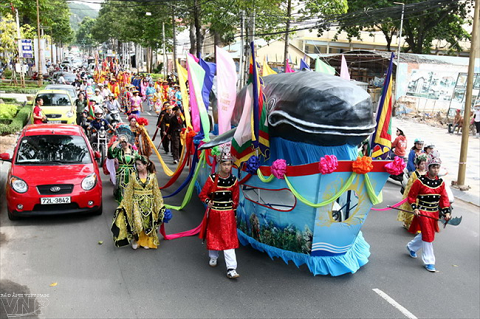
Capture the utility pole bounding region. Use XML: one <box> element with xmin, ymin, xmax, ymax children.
<box><xmin>194</xmin><ymin>0</ymin><xmax>202</xmax><ymax>58</ymax></box>
<box><xmin>284</xmin><ymin>0</ymin><xmax>291</xmax><ymax>73</ymax></box>
<box><xmin>162</xmin><ymin>22</ymin><xmax>167</xmax><ymax>78</ymax></box>
<box><xmin>15</xmin><ymin>8</ymin><xmax>25</xmax><ymax>88</ymax></box>
<box><xmin>36</xmin><ymin>0</ymin><xmax>43</xmax><ymax>86</ymax></box>
<box><xmin>456</xmin><ymin>0</ymin><xmax>479</xmax><ymax>187</ymax></box>
<box><xmin>394</xmin><ymin>2</ymin><xmax>405</xmax><ymax>101</ymax></box>
<box><xmin>238</xmin><ymin>10</ymin><xmax>245</xmax><ymax>89</ymax></box>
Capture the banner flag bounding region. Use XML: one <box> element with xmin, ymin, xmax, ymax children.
<box><xmin>216</xmin><ymin>46</ymin><xmax>237</xmax><ymax>135</ymax></box>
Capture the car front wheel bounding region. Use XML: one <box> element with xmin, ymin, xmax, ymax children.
<box><xmin>7</xmin><ymin>209</ymin><xmax>20</xmax><ymax>221</ymax></box>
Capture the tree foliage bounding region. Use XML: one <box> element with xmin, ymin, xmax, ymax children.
<box><xmin>76</xmin><ymin>17</ymin><xmax>97</xmax><ymax>47</ymax></box>
<box><xmin>0</xmin><ymin>13</ymin><xmax>18</xmax><ymax>64</ymax></box>
<box><xmin>333</xmin><ymin>0</ymin><xmax>472</xmax><ymax>54</ymax></box>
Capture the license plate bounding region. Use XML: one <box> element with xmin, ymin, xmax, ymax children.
<box><xmin>41</xmin><ymin>197</ymin><xmax>71</xmax><ymax>205</ymax></box>
<box><xmin>47</xmin><ymin>120</ymin><xmax>61</xmax><ymax>123</ymax></box>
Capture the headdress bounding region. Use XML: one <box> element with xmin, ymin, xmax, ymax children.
<box><xmin>427</xmin><ymin>157</ymin><xmax>441</xmax><ymax>167</ymax></box>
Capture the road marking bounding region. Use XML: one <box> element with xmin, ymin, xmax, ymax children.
<box><xmin>373</xmin><ymin>288</ymin><xmax>418</xmax><ymax>319</ymax></box>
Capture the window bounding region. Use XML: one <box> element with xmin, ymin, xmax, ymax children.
<box><xmin>37</xmin><ymin>93</ymin><xmax>71</xmax><ymax>106</ymax></box>
<box><xmin>242</xmin><ymin>185</ymin><xmax>296</xmax><ymax>212</ymax></box>
<box><xmin>16</xmin><ymin>135</ymin><xmax>91</xmax><ymax>164</ymax></box>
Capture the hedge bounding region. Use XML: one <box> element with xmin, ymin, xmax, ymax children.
<box><xmin>0</xmin><ymin>103</ymin><xmax>32</xmax><ymax>135</ymax></box>
<box><xmin>0</xmin><ymin>87</ymin><xmax>42</xmax><ymax>94</ymax></box>
<box><xmin>0</xmin><ymin>103</ymin><xmax>18</xmax><ymax>119</ymax></box>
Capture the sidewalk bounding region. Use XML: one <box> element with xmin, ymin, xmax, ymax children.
<box><xmin>0</xmin><ymin>92</ymin><xmax>31</xmax><ymax>103</ymax></box>
<box><xmin>392</xmin><ymin>117</ymin><xmax>480</xmax><ymax>207</ymax></box>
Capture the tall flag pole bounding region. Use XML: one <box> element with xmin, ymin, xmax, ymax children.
<box><xmin>370</xmin><ymin>52</ymin><xmax>395</xmax><ymax>159</ymax></box>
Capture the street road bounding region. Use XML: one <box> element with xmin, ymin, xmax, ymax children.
<box><xmin>1</xmin><ymin>111</ymin><xmax>479</xmax><ymax>319</ymax></box>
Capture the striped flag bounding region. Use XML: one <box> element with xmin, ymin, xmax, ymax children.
<box><xmin>370</xmin><ymin>52</ymin><xmax>394</xmax><ymax>159</ymax></box>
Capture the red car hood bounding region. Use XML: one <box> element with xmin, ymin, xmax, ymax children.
<box><xmin>12</xmin><ymin>164</ymin><xmax>97</xmax><ymax>185</ymax></box>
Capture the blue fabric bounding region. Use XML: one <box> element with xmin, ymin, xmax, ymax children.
<box><xmin>300</xmin><ymin>58</ymin><xmax>310</xmax><ymax>70</ymax></box>
<box><xmin>407</xmin><ymin>149</ymin><xmax>416</xmax><ymax>172</ymax></box>
<box><xmin>237</xmin><ymin>229</ymin><xmax>370</xmax><ymax>276</ymax></box>
<box><xmin>265</xmin><ymin>137</ymin><xmax>358</xmax><ymax>165</ymax></box>
<box><xmin>199</xmin><ymin>59</ymin><xmax>216</xmax><ymax>109</ymax></box>
<box><xmin>163</xmin><ymin>148</ymin><xmax>199</xmax><ymax>198</ymax></box>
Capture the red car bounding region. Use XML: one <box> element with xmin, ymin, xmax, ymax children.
<box><xmin>0</xmin><ymin>124</ymin><xmax>103</xmax><ymax>220</ymax></box>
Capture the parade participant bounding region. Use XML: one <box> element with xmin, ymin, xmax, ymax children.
<box><xmin>75</xmin><ymin>92</ymin><xmax>87</xmax><ymax>125</ymax></box>
<box><xmin>162</xmin><ymin>80</ymin><xmax>169</xmax><ymax>102</ymax></box>
<box><xmin>99</xmin><ymin>83</ymin><xmax>110</xmax><ymax>100</ymax></box>
<box><xmin>108</xmin><ymin>135</ymin><xmax>138</xmax><ymax>203</ymax></box>
<box><xmin>153</xmin><ymin>86</ymin><xmax>163</xmax><ymax>114</ymax></box>
<box><xmin>397</xmin><ymin>154</ymin><xmax>428</xmax><ymax>229</ymax></box>
<box><xmin>146</xmin><ymin>82</ymin><xmax>156</xmax><ymax>112</ymax></box>
<box><xmin>451</xmin><ymin>109</ymin><xmax>463</xmax><ymax>134</ymax></box>
<box><xmin>140</xmin><ymin>77</ymin><xmax>149</xmax><ymax>101</ymax></box>
<box><xmin>423</xmin><ymin>143</ymin><xmax>435</xmax><ymax>160</ymax></box>
<box><xmin>406</xmin><ymin>139</ymin><xmax>424</xmax><ymax>173</ymax></box>
<box><xmin>405</xmin><ymin>157</ymin><xmax>451</xmax><ymax>272</ymax></box>
<box><xmin>130</xmin><ymin>90</ymin><xmax>143</xmax><ymax>116</ymax></box>
<box><xmin>111</xmin><ymin>155</ymin><xmax>168</xmax><ymax>249</ymax></box>
<box><xmin>127</xmin><ymin>114</ymin><xmax>152</xmax><ymax>157</ymax></box>
<box><xmin>33</xmin><ymin>97</ymin><xmax>47</xmax><ymax>124</ymax></box>
<box><xmin>198</xmin><ymin>151</ymin><xmax>240</xmax><ymax>279</ymax></box>
<box><xmin>109</xmin><ymin>78</ymin><xmax>120</xmax><ymax>98</ymax></box>
<box><xmin>169</xmin><ymin>106</ymin><xmax>184</xmax><ymax>164</ymax></box>
<box><xmin>159</xmin><ymin>103</ymin><xmax>173</xmax><ymax>154</ymax></box>
<box><xmin>473</xmin><ymin>104</ymin><xmax>480</xmax><ymax>138</ymax></box>
<box><xmin>391</xmin><ymin>127</ymin><xmax>407</xmax><ymax>160</ymax></box>
<box><xmin>174</xmin><ymin>85</ymin><xmax>183</xmax><ymax>109</ymax></box>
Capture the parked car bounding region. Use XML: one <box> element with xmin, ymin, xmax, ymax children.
<box><xmin>0</xmin><ymin>124</ymin><xmax>103</xmax><ymax>220</ymax></box>
<box><xmin>33</xmin><ymin>89</ymin><xmax>76</xmax><ymax>124</ymax></box>
<box><xmin>45</xmin><ymin>84</ymin><xmax>77</xmax><ymax>102</ymax></box>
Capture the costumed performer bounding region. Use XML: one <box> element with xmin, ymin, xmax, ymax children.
<box><xmin>405</xmin><ymin>157</ymin><xmax>451</xmax><ymax>272</ymax></box>
<box><xmin>397</xmin><ymin>154</ymin><xmax>427</xmax><ymax>229</ymax></box>
<box><xmin>108</xmin><ymin>135</ymin><xmax>138</xmax><ymax>203</ymax></box>
<box><xmin>111</xmin><ymin>155</ymin><xmax>168</xmax><ymax>249</ymax></box>
<box><xmin>128</xmin><ymin>114</ymin><xmax>152</xmax><ymax>157</ymax></box>
<box><xmin>199</xmin><ymin>151</ymin><xmax>240</xmax><ymax>279</ymax></box>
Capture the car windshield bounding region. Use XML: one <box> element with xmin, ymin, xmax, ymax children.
<box><xmin>37</xmin><ymin>93</ymin><xmax>71</xmax><ymax>106</ymax></box>
<box><xmin>15</xmin><ymin>135</ymin><xmax>92</xmax><ymax>164</ymax></box>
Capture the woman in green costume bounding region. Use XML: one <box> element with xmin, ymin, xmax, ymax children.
<box><xmin>111</xmin><ymin>156</ymin><xmax>167</xmax><ymax>249</ymax></box>
<box><xmin>108</xmin><ymin>135</ymin><xmax>138</xmax><ymax>203</ymax></box>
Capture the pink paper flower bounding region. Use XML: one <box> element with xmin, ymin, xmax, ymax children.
<box><xmin>319</xmin><ymin>155</ymin><xmax>338</xmax><ymax>174</ymax></box>
<box><xmin>385</xmin><ymin>156</ymin><xmax>406</xmax><ymax>175</ymax></box>
<box><xmin>271</xmin><ymin>159</ymin><xmax>287</xmax><ymax>179</ymax></box>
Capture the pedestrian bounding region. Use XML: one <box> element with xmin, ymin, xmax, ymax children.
<box><xmin>405</xmin><ymin>157</ymin><xmax>451</xmax><ymax>272</ymax></box>
<box><xmin>198</xmin><ymin>151</ymin><xmax>240</xmax><ymax>279</ymax></box>
<box><xmin>75</xmin><ymin>92</ymin><xmax>87</xmax><ymax>126</ymax></box>
<box><xmin>169</xmin><ymin>106</ymin><xmax>184</xmax><ymax>164</ymax></box>
<box><xmin>33</xmin><ymin>97</ymin><xmax>47</xmax><ymax>124</ymax></box>
<box><xmin>406</xmin><ymin>139</ymin><xmax>424</xmax><ymax>173</ymax></box>
<box><xmin>397</xmin><ymin>153</ymin><xmax>428</xmax><ymax>229</ymax></box>
<box><xmin>146</xmin><ymin>82</ymin><xmax>156</xmax><ymax>112</ymax></box>
<box><xmin>108</xmin><ymin>135</ymin><xmax>138</xmax><ymax>203</ymax></box>
<box><xmin>473</xmin><ymin>104</ymin><xmax>480</xmax><ymax>138</ymax></box>
<box><xmin>111</xmin><ymin>155</ymin><xmax>168</xmax><ymax>249</ymax></box>
<box><xmin>391</xmin><ymin>127</ymin><xmax>407</xmax><ymax>160</ymax></box>
<box><xmin>452</xmin><ymin>109</ymin><xmax>463</xmax><ymax>134</ymax></box>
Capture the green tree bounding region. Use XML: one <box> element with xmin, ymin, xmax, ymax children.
<box><xmin>76</xmin><ymin>17</ymin><xmax>97</xmax><ymax>47</ymax></box>
<box><xmin>0</xmin><ymin>13</ymin><xmax>18</xmax><ymax>64</ymax></box>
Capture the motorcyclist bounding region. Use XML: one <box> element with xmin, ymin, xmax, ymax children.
<box><xmin>105</xmin><ymin>93</ymin><xmax>121</xmax><ymax>113</ymax></box>
<box><xmin>88</xmin><ymin>108</ymin><xmax>114</xmax><ymax>144</ymax></box>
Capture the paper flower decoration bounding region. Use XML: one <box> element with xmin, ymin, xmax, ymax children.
<box><xmin>271</xmin><ymin>159</ymin><xmax>287</xmax><ymax>179</ymax></box>
<box><xmin>246</xmin><ymin>155</ymin><xmax>260</xmax><ymax>175</ymax></box>
<box><xmin>319</xmin><ymin>155</ymin><xmax>338</xmax><ymax>174</ymax></box>
<box><xmin>163</xmin><ymin>209</ymin><xmax>172</xmax><ymax>223</ymax></box>
<box><xmin>211</xmin><ymin>146</ymin><xmax>221</xmax><ymax>156</ymax></box>
<box><xmin>137</xmin><ymin>117</ymin><xmax>149</xmax><ymax>126</ymax></box>
<box><xmin>352</xmin><ymin>156</ymin><xmax>373</xmax><ymax>174</ymax></box>
<box><xmin>385</xmin><ymin>156</ymin><xmax>406</xmax><ymax>175</ymax></box>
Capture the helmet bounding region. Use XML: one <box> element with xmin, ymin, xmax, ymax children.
<box><xmin>109</xmin><ymin>93</ymin><xmax>115</xmax><ymax>97</ymax></box>
<box><xmin>424</xmin><ymin>143</ymin><xmax>435</xmax><ymax>149</ymax></box>
<box><xmin>94</xmin><ymin>88</ymin><xmax>100</xmax><ymax>92</ymax></box>
<box><xmin>427</xmin><ymin>157</ymin><xmax>441</xmax><ymax>167</ymax></box>
<box><xmin>414</xmin><ymin>138</ymin><xmax>424</xmax><ymax>145</ymax></box>
<box><xmin>396</xmin><ymin>127</ymin><xmax>404</xmax><ymax>135</ymax></box>
<box><xmin>94</xmin><ymin>107</ymin><xmax>103</xmax><ymax>116</ymax></box>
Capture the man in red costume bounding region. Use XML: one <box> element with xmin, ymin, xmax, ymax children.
<box><xmin>199</xmin><ymin>151</ymin><xmax>240</xmax><ymax>279</ymax></box>
<box><xmin>406</xmin><ymin>157</ymin><xmax>451</xmax><ymax>272</ymax></box>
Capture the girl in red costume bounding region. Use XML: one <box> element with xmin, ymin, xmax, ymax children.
<box><xmin>199</xmin><ymin>151</ymin><xmax>240</xmax><ymax>279</ymax></box>
<box><xmin>406</xmin><ymin>157</ymin><xmax>451</xmax><ymax>272</ymax></box>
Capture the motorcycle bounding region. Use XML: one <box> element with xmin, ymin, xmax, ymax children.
<box><xmin>90</xmin><ymin>123</ymin><xmax>108</xmax><ymax>167</ymax></box>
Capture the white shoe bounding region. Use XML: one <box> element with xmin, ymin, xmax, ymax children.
<box><xmin>209</xmin><ymin>258</ymin><xmax>218</xmax><ymax>267</ymax></box>
<box><xmin>226</xmin><ymin>269</ymin><xmax>240</xmax><ymax>279</ymax></box>
<box><xmin>143</xmin><ymin>246</ymin><xmax>149</xmax><ymax>250</ymax></box>
<box><xmin>131</xmin><ymin>240</ymin><xmax>139</xmax><ymax>250</ymax></box>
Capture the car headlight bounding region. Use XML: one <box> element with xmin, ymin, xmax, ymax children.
<box><xmin>11</xmin><ymin>176</ymin><xmax>28</xmax><ymax>193</ymax></box>
<box><xmin>66</xmin><ymin>111</ymin><xmax>74</xmax><ymax>117</ymax></box>
<box><xmin>81</xmin><ymin>174</ymin><xmax>97</xmax><ymax>191</ymax></box>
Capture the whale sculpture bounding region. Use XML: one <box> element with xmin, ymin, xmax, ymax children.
<box><xmin>198</xmin><ymin>72</ymin><xmax>391</xmax><ymax>276</ymax></box>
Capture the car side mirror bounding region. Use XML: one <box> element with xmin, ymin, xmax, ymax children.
<box><xmin>0</xmin><ymin>153</ymin><xmax>12</xmax><ymax>162</ymax></box>
<box><xmin>94</xmin><ymin>151</ymin><xmax>101</xmax><ymax>160</ymax></box>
